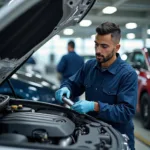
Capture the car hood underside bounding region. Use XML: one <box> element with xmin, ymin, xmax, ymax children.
<box><xmin>0</xmin><ymin>0</ymin><xmax>95</xmax><ymax>85</ymax></box>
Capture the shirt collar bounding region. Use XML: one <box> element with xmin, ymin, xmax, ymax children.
<box><xmin>93</xmin><ymin>53</ymin><xmax>122</xmax><ymax>75</ymax></box>
<box><xmin>69</xmin><ymin>51</ymin><xmax>75</xmax><ymax>53</ymax></box>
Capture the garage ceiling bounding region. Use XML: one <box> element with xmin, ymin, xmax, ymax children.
<box><xmin>1</xmin><ymin>0</ymin><xmax>150</xmax><ymax>39</ymax></box>
<box><xmin>60</xmin><ymin>0</ymin><xmax>150</xmax><ymax>39</ymax></box>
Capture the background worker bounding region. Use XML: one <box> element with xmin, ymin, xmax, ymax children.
<box><xmin>57</xmin><ymin>40</ymin><xmax>84</xmax><ymax>84</ymax></box>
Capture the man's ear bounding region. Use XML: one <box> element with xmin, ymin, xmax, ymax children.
<box><xmin>115</xmin><ymin>44</ymin><xmax>120</xmax><ymax>52</ymax></box>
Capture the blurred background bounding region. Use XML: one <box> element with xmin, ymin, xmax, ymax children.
<box><xmin>23</xmin><ymin>0</ymin><xmax>150</xmax><ymax>77</ymax></box>
<box><xmin>0</xmin><ymin>0</ymin><xmax>150</xmax><ymax>149</ymax></box>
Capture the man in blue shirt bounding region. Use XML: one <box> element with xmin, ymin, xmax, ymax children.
<box><xmin>57</xmin><ymin>40</ymin><xmax>84</xmax><ymax>83</ymax></box>
<box><xmin>55</xmin><ymin>22</ymin><xmax>138</xmax><ymax>150</ymax></box>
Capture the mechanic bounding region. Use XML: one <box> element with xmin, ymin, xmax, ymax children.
<box><xmin>57</xmin><ymin>40</ymin><xmax>84</xmax><ymax>83</ymax></box>
<box><xmin>55</xmin><ymin>22</ymin><xmax>138</xmax><ymax>150</ymax></box>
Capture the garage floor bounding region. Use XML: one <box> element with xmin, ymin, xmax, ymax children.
<box><xmin>134</xmin><ymin>115</ymin><xmax>150</xmax><ymax>150</ymax></box>
<box><xmin>135</xmin><ymin>139</ymin><xmax>149</xmax><ymax>150</ymax></box>
<box><xmin>45</xmin><ymin>73</ymin><xmax>150</xmax><ymax>150</ymax></box>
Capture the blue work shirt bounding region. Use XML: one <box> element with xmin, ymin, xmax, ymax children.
<box><xmin>57</xmin><ymin>51</ymin><xmax>84</xmax><ymax>82</ymax></box>
<box><xmin>61</xmin><ymin>53</ymin><xmax>138</xmax><ymax>150</ymax></box>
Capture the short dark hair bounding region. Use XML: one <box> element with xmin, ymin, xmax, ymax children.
<box><xmin>96</xmin><ymin>22</ymin><xmax>121</xmax><ymax>44</ymax></box>
<box><xmin>68</xmin><ymin>40</ymin><xmax>75</xmax><ymax>49</ymax></box>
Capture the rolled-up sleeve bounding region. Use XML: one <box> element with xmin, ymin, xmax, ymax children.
<box><xmin>97</xmin><ymin>71</ymin><xmax>138</xmax><ymax>123</ymax></box>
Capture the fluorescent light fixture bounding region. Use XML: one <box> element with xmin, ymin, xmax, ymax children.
<box><xmin>102</xmin><ymin>6</ymin><xmax>117</xmax><ymax>14</ymax></box>
<box><xmin>147</xmin><ymin>29</ymin><xmax>150</xmax><ymax>35</ymax></box>
<box><xmin>126</xmin><ymin>33</ymin><xmax>135</xmax><ymax>39</ymax></box>
<box><xmin>63</xmin><ymin>28</ymin><xmax>74</xmax><ymax>35</ymax></box>
<box><xmin>91</xmin><ymin>34</ymin><xmax>96</xmax><ymax>40</ymax></box>
<box><xmin>79</xmin><ymin>20</ymin><xmax>92</xmax><ymax>27</ymax></box>
<box><xmin>125</xmin><ymin>23</ymin><xmax>137</xmax><ymax>29</ymax></box>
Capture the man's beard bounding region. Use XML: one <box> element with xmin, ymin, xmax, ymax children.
<box><xmin>96</xmin><ymin>49</ymin><xmax>115</xmax><ymax>64</ymax></box>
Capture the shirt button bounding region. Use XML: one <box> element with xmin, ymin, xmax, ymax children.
<box><xmin>95</xmin><ymin>88</ymin><xmax>97</xmax><ymax>90</ymax></box>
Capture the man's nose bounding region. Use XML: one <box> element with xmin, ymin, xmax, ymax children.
<box><xmin>96</xmin><ymin>45</ymin><xmax>102</xmax><ymax>53</ymax></box>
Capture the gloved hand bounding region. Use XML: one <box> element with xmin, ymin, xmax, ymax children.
<box><xmin>55</xmin><ymin>87</ymin><xmax>70</xmax><ymax>103</ymax></box>
<box><xmin>71</xmin><ymin>100</ymin><xmax>95</xmax><ymax>114</ymax></box>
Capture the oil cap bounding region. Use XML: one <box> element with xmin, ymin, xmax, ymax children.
<box><xmin>11</xmin><ymin>105</ymin><xmax>18</xmax><ymax>110</ymax></box>
<box><xmin>18</xmin><ymin>104</ymin><xmax>23</xmax><ymax>109</ymax></box>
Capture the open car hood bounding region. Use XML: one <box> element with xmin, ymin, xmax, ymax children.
<box><xmin>0</xmin><ymin>0</ymin><xmax>95</xmax><ymax>85</ymax></box>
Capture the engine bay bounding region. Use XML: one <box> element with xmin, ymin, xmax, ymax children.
<box><xmin>0</xmin><ymin>95</ymin><xmax>126</xmax><ymax>150</ymax></box>
<box><xmin>1</xmin><ymin>112</ymin><xmax>75</xmax><ymax>138</ymax></box>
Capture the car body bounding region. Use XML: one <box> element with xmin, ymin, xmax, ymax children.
<box><xmin>0</xmin><ymin>0</ymin><xmax>129</xmax><ymax>149</ymax></box>
<box><xmin>0</xmin><ymin>71</ymin><xmax>58</xmax><ymax>104</ymax></box>
<box><xmin>122</xmin><ymin>48</ymin><xmax>150</xmax><ymax>129</ymax></box>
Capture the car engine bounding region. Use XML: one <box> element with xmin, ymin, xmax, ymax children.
<box><xmin>0</xmin><ymin>95</ymin><xmax>128</xmax><ymax>150</ymax></box>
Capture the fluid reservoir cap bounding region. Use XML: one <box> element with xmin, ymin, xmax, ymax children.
<box><xmin>18</xmin><ymin>104</ymin><xmax>23</xmax><ymax>109</ymax></box>
<box><xmin>11</xmin><ymin>105</ymin><xmax>18</xmax><ymax>110</ymax></box>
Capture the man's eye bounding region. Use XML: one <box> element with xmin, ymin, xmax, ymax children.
<box><xmin>95</xmin><ymin>43</ymin><xmax>99</xmax><ymax>47</ymax></box>
<box><xmin>102</xmin><ymin>45</ymin><xmax>108</xmax><ymax>48</ymax></box>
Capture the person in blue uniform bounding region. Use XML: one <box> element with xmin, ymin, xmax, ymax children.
<box><xmin>57</xmin><ymin>40</ymin><xmax>84</xmax><ymax>83</ymax></box>
<box><xmin>55</xmin><ymin>22</ymin><xmax>138</xmax><ymax>150</ymax></box>
<box><xmin>26</xmin><ymin>57</ymin><xmax>36</xmax><ymax>65</ymax></box>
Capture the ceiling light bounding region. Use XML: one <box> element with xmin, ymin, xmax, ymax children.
<box><xmin>126</xmin><ymin>33</ymin><xmax>135</xmax><ymax>39</ymax></box>
<box><xmin>63</xmin><ymin>28</ymin><xmax>74</xmax><ymax>35</ymax></box>
<box><xmin>125</xmin><ymin>23</ymin><xmax>137</xmax><ymax>29</ymax></box>
<box><xmin>147</xmin><ymin>29</ymin><xmax>150</xmax><ymax>35</ymax></box>
<box><xmin>102</xmin><ymin>6</ymin><xmax>117</xmax><ymax>14</ymax></box>
<box><xmin>79</xmin><ymin>20</ymin><xmax>92</xmax><ymax>27</ymax></box>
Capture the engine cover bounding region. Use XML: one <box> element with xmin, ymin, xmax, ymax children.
<box><xmin>0</xmin><ymin>112</ymin><xmax>75</xmax><ymax>137</ymax></box>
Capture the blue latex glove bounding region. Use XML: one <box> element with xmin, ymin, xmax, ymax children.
<box><xmin>55</xmin><ymin>87</ymin><xmax>70</xmax><ymax>103</ymax></box>
<box><xmin>71</xmin><ymin>100</ymin><xmax>95</xmax><ymax>114</ymax></box>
